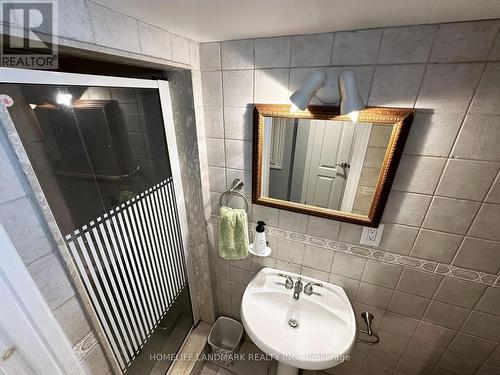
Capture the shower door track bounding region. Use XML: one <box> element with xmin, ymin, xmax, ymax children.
<box><xmin>0</xmin><ymin>67</ymin><xmax>200</xmax><ymax>374</ymax></box>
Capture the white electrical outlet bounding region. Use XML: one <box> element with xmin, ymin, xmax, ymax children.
<box><xmin>360</xmin><ymin>224</ymin><xmax>384</xmax><ymax>247</ymax></box>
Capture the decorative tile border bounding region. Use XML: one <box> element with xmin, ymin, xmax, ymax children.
<box><xmin>264</xmin><ymin>224</ymin><xmax>500</xmax><ymax>287</ymax></box>
<box><xmin>209</xmin><ymin>215</ymin><xmax>500</xmax><ymax>288</ymax></box>
<box><xmin>73</xmin><ymin>331</ymin><xmax>98</xmax><ymax>362</ymax></box>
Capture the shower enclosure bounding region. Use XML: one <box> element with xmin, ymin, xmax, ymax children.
<box><xmin>0</xmin><ymin>68</ymin><xmax>197</xmax><ymax>374</ymax></box>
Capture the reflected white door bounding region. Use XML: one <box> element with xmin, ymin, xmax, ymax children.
<box><xmin>302</xmin><ymin>120</ymin><xmax>354</xmax><ymax>209</ymax></box>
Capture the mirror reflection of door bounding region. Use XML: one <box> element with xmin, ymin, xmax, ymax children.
<box><xmin>301</xmin><ymin>119</ymin><xmax>354</xmax><ymax>210</ymax></box>
<box><xmin>263</xmin><ymin>117</ymin><xmax>393</xmax><ymax>216</ymax></box>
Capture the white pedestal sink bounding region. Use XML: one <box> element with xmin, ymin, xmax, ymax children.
<box><xmin>241</xmin><ymin>268</ymin><xmax>356</xmax><ymax>375</ymax></box>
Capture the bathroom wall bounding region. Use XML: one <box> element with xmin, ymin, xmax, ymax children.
<box><xmin>200</xmin><ymin>20</ymin><xmax>500</xmax><ymax>375</ymax></box>
<box><xmin>0</xmin><ymin>1</ymin><xmax>214</xmax><ymax>373</ymax></box>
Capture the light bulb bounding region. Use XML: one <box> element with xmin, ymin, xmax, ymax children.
<box><xmin>290</xmin><ymin>103</ymin><xmax>300</xmax><ymax>113</ymax></box>
<box><xmin>56</xmin><ymin>93</ymin><xmax>72</xmax><ymax>106</ymax></box>
<box><xmin>348</xmin><ymin>110</ymin><xmax>359</xmax><ymax>123</ymax></box>
<box><xmin>29</xmin><ymin>104</ymin><xmax>37</xmax><ymax>109</ymax></box>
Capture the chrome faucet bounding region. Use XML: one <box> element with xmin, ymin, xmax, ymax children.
<box><xmin>277</xmin><ymin>274</ymin><xmax>322</xmax><ymax>300</ymax></box>
<box><xmin>304</xmin><ymin>282</ymin><xmax>323</xmax><ymax>296</ymax></box>
<box><xmin>293</xmin><ymin>277</ymin><xmax>303</xmax><ymax>300</ymax></box>
<box><xmin>277</xmin><ymin>273</ymin><xmax>294</xmax><ymax>289</ymax></box>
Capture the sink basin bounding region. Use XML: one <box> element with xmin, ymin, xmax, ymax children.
<box><xmin>241</xmin><ymin>267</ymin><xmax>356</xmax><ymax>373</ymax></box>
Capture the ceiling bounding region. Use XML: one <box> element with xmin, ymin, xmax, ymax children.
<box><xmin>93</xmin><ymin>0</ymin><xmax>500</xmax><ymax>42</ymax></box>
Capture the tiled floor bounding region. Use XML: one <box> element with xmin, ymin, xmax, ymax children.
<box><xmin>201</xmin><ymin>341</ymin><xmax>275</xmax><ymax>375</ymax></box>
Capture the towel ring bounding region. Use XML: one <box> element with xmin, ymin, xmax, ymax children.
<box><xmin>219</xmin><ymin>179</ymin><xmax>249</xmax><ymax>212</ymax></box>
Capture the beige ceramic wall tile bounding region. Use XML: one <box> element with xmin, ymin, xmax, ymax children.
<box><xmin>382</xmin><ymin>191</ymin><xmax>432</xmax><ymax>227</ymax></box>
<box><xmin>430</xmin><ymin>20</ymin><xmax>500</xmax><ymax>63</ymax></box>
<box><xmin>468</xmin><ymin>203</ymin><xmax>500</xmax><ymax>241</ymax></box>
<box><xmin>306</xmin><ymin>216</ymin><xmax>340</xmax><ymax>240</ymax></box>
<box><xmin>368</xmin><ymin>64</ymin><xmax>426</xmax><ymax>107</ymax></box>
<box><xmin>436</xmin><ymin>159</ymin><xmax>499</xmax><ymax>201</ymax></box>
<box><xmin>452</xmin><ymin>114</ymin><xmax>500</xmax><ymax>162</ymax></box>
<box><xmin>452</xmin><ymin>237</ymin><xmax>500</xmax><ymax>274</ymax></box>
<box><xmin>470</xmin><ymin>62</ymin><xmax>500</xmax><ymax>115</ymax></box>
<box><xmin>200</xmin><ymin>43</ymin><xmax>221</xmax><ymax>71</ymax></box>
<box><xmin>255</xmin><ymin>37</ymin><xmax>291</xmax><ymax>68</ymax></box>
<box><xmin>221</xmin><ymin>39</ymin><xmax>254</xmax><ymax>69</ymax></box>
<box><xmin>201</xmin><ymin>71</ymin><xmax>223</xmax><ymax>106</ymax></box>
<box><xmin>404</xmin><ymin>339</ymin><xmax>444</xmax><ymax>365</ymax></box>
<box><xmin>379</xmin><ymin>312</ymin><xmax>419</xmax><ymax>338</ymax></box>
<box><xmin>415</xmin><ymin>63</ymin><xmax>484</xmax><ymax>113</ymax></box>
<box><xmin>332</xmin><ymin>29</ymin><xmax>382</xmax><ymax>65</ymax></box>
<box><xmin>302</xmin><ymin>245</ymin><xmax>334</xmax><ymax>272</ymax></box>
<box><xmin>378</xmin><ymin>223</ymin><xmax>419</xmax><ymax>255</ymax></box>
<box><xmin>278</xmin><ymin>210</ymin><xmax>308</xmax><ymax>232</ymax></box>
<box><xmin>362</xmin><ymin>260</ymin><xmax>403</xmax><ymax>289</ymax></box>
<box><xmin>338</xmin><ymin>222</ymin><xmax>363</xmax><ymax>244</ymax></box>
<box><xmin>222</xmin><ymin>70</ymin><xmax>253</xmax><ymax>106</ymax></box>
<box><xmin>486</xmin><ymin>173</ymin><xmax>500</xmax><ymax>204</ymax></box>
<box><xmin>53</xmin><ymin>296</ymin><xmax>91</xmax><ymax>345</ymax></box>
<box><xmin>224</xmin><ymin>140</ymin><xmax>252</xmax><ymax>171</ymax></box>
<box><xmin>276</xmin><ymin>239</ymin><xmax>305</xmax><ymax>264</ymax></box>
<box><xmin>412</xmin><ymin>321</ymin><xmax>456</xmax><ymax>349</ymax></box>
<box><xmin>475</xmin><ymin>287</ymin><xmax>500</xmax><ymax>316</ymax></box>
<box><xmin>448</xmin><ymin>333</ymin><xmax>497</xmax><ymax>361</ymax></box>
<box><xmin>356</xmin><ymin>282</ymin><xmax>394</xmax><ymax>309</ymax></box>
<box><xmin>396</xmin><ymin>269</ymin><xmax>443</xmax><ymax>298</ymax></box>
<box><xmin>27</xmin><ymin>253</ymin><xmax>75</xmax><ymax>310</ymax></box>
<box><xmin>434</xmin><ymin>278</ymin><xmax>486</xmax><ymax>309</ymax></box>
<box><xmin>205</xmin><ymin>138</ymin><xmax>225</xmax><ymax>167</ymax></box>
<box><xmin>224</xmin><ymin>106</ymin><xmax>253</xmax><ymax>141</ymax></box>
<box><xmin>411</xmin><ymin>229</ymin><xmax>463</xmax><ymax>263</ymax></box>
<box><xmin>171</xmin><ymin>34</ymin><xmax>191</xmax><ymax>64</ymax></box>
<box><xmin>462</xmin><ymin>312</ymin><xmax>500</xmax><ymax>342</ymax></box>
<box><xmin>423</xmin><ymin>301</ymin><xmax>470</xmax><ymax>330</ymax></box>
<box><xmin>378</xmin><ymin>25</ymin><xmax>438</xmax><ymax>64</ymax></box>
<box><xmin>392</xmin><ymin>155</ymin><xmax>446</xmax><ymax>194</ymax></box>
<box><xmin>422</xmin><ymin>197</ymin><xmax>480</xmax><ymax>234</ymax></box>
<box><xmin>87</xmin><ymin>2</ymin><xmax>140</xmax><ymax>53</ymax></box>
<box><xmin>388</xmin><ymin>291</ymin><xmax>430</xmax><ymax>319</ymax></box>
<box><xmin>290</xmin><ymin>33</ymin><xmax>333</xmax><ymax>67</ymax></box>
<box><xmin>254</xmin><ymin>68</ymin><xmax>290</xmax><ymax>103</ymax></box>
<box><xmin>331</xmin><ymin>252</ymin><xmax>367</xmax><ymax>280</ymax></box>
<box><xmin>437</xmin><ymin>351</ymin><xmax>482</xmax><ymax>375</ymax></box>
<box><xmin>403</xmin><ymin>112</ymin><xmax>464</xmax><ymax>157</ymax></box>
<box><xmin>137</xmin><ymin>22</ymin><xmax>172</xmax><ymax>60</ymax></box>
<box><xmin>203</xmin><ymin>106</ymin><xmax>223</xmax><ymax>138</ymax></box>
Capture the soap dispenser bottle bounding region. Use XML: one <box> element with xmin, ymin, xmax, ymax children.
<box><xmin>253</xmin><ymin>221</ymin><xmax>267</xmax><ymax>255</ymax></box>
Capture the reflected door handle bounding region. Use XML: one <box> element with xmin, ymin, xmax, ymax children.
<box><xmin>2</xmin><ymin>346</ymin><xmax>16</xmax><ymax>361</ymax></box>
<box><xmin>336</xmin><ymin>162</ymin><xmax>350</xmax><ymax>179</ymax></box>
<box><xmin>336</xmin><ymin>162</ymin><xmax>350</xmax><ymax>169</ymax></box>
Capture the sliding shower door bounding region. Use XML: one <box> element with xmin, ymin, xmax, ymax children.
<box><xmin>0</xmin><ymin>69</ymin><xmax>196</xmax><ymax>374</ymax></box>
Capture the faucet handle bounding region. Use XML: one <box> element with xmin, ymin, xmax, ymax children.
<box><xmin>304</xmin><ymin>282</ymin><xmax>323</xmax><ymax>296</ymax></box>
<box><xmin>277</xmin><ymin>273</ymin><xmax>294</xmax><ymax>289</ymax></box>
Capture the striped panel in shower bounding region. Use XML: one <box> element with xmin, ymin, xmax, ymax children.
<box><xmin>64</xmin><ymin>177</ymin><xmax>187</xmax><ymax>371</ymax></box>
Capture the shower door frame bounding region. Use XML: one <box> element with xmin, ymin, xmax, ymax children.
<box><xmin>0</xmin><ymin>67</ymin><xmax>200</xmax><ymax>374</ymax></box>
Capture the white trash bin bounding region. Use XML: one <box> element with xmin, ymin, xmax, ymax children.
<box><xmin>208</xmin><ymin>316</ymin><xmax>244</xmax><ymax>367</ymax></box>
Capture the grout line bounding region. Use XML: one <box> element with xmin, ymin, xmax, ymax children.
<box><xmin>363</xmin><ymin>29</ymin><xmax>385</xmax><ymax>105</ymax></box>
<box><xmin>446</xmin><ymin>62</ymin><xmax>490</xmax><ymax>269</ymax></box>
<box><xmin>407</xmin><ymin>25</ymin><xmax>449</xmax><ymax>256</ymax></box>
<box><xmin>487</xmin><ymin>22</ymin><xmax>500</xmax><ymax>61</ymax></box>
<box><xmin>329</xmin><ymin>33</ymin><xmax>336</xmax><ymax>66</ymax></box>
<box><xmin>482</xmin><ymin>168</ymin><xmax>500</xmax><ymax>203</ymax></box>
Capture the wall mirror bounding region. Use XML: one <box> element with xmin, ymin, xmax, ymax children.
<box><xmin>253</xmin><ymin>104</ymin><xmax>415</xmax><ymax>226</ymax></box>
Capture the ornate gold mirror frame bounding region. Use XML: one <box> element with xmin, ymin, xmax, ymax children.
<box><xmin>252</xmin><ymin>104</ymin><xmax>415</xmax><ymax>227</ymax></box>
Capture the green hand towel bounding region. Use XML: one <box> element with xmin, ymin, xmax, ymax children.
<box><xmin>218</xmin><ymin>206</ymin><xmax>249</xmax><ymax>260</ymax></box>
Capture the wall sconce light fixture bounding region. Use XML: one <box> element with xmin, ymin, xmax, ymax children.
<box><xmin>289</xmin><ymin>69</ymin><xmax>364</xmax><ymax>122</ymax></box>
